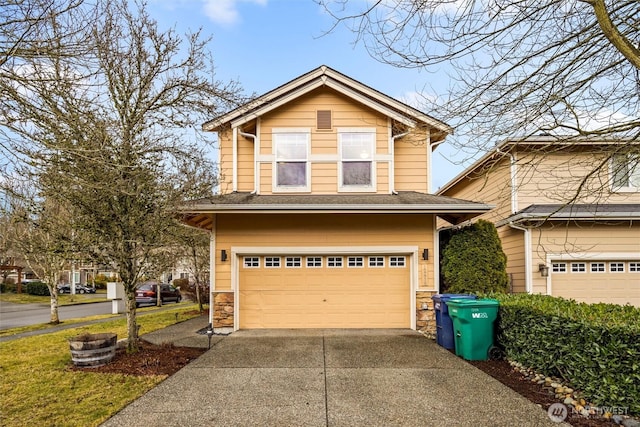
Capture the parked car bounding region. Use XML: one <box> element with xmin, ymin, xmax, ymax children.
<box><xmin>135</xmin><ymin>282</ymin><xmax>181</xmax><ymax>307</ymax></box>
<box><xmin>57</xmin><ymin>284</ymin><xmax>96</xmax><ymax>294</ymax></box>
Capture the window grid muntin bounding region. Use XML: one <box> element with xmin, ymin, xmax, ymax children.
<box><xmin>368</xmin><ymin>256</ymin><xmax>385</xmax><ymax>267</ymax></box>
<box><xmin>630</xmin><ymin>262</ymin><xmax>640</xmax><ymax>272</ymax></box>
<box><xmin>552</xmin><ymin>263</ymin><xmax>567</xmax><ymax>273</ymax></box>
<box><xmin>389</xmin><ymin>256</ymin><xmax>406</xmax><ymax>267</ymax></box>
<box><xmin>306</xmin><ymin>256</ymin><xmax>323</xmax><ymax>268</ymax></box>
<box><xmin>590</xmin><ymin>262</ymin><xmax>606</xmax><ymax>273</ymax></box>
<box><xmin>327</xmin><ymin>256</ymin><xmax>343</xmax><ymax>268</ymax></box>
<box><xmin>347</xmin><ymin>256</ymin><xmax>364</xmax><ymax>267</ymax></box>
<box><xmin>265</xmin><ymin>257</ymin><xmax>281</xmax><ymax>268</ymax></box>
<box><xmin>571</xmin><ymin>263</ymin><xmax>586</xmax><ymax>273</ymax></box>
<box><xmin>244</xmin><ymin>257</ymin><xmax>260</xmax><ymax>268</ymax></box>
<box><xmin>285</xmin><ymin>256</ymin><xmax>302</xmax><ymax>268</ymax></box>
<box><xmin>610</xmin><ymin>262</ymin><xmax>625</xmax><ymax>272</ymax></box>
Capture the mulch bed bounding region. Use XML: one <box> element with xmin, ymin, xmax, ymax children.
<box><xmin>469</xmin><ymin>359</ymin><xmax>614</xmax><ymax>426</ymax></box>
<box><xmin>69</xmin><ymin>340</ymin><xmax>206</xmax><ymax>376</ymax></box>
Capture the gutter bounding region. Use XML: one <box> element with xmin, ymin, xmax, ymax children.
<box><xmin>238</xmin><ymin>130</ymin><xmax>258</xmax><ymax>194</ymax></box>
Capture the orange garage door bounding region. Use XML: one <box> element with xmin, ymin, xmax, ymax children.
<box><xmin>239</xmin><ymin>255</ymin><xmax>411</xmax><ymax>328</ymax></box>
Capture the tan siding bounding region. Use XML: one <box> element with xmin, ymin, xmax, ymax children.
<box><xmin>498</xmin><ymin>226</ymin><xmax>526</xmax><ymax>293</ymax></box>
<box><xmin>214</xmin><ymin>213</ymin><xmax>436</xmax><ymax>291</ymax></box>
<box><xmin>515</xmin><ymin>149</ymin><xmax>640</xmax><ymax>209</ymax></box>
<box><xmin>259</xmin><ymin>162</ymin><xmax>271</xmax><ymax>194</ymax></box>
<box><xmin>310</xmin><ymin>163</ymin><xmax>338</xmax><ymax>193</ymax></box>
<box><xmin>440</xmin><ymin>158</ymin><xmax>512</xmax><ymax>224</ymax></box>
<box><xmin>218</xmin><ymin>129</ymin><xmax>233</xmax><ymax>194</ymax></box>
<box><xmin>394</xmin><ymin>132</ymin><xmax>429</xmax><ymax>193</ymax></box>
<box><xmin>237</xmin><ymin>134</ymin><xmax>254</xmax><ymax>192</ymax></box>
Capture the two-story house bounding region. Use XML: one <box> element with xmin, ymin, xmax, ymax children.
<box><xmin>437</xmin><ymin>136</ymin><xmax>640</xmax><ymax>306</ymax></box>
<box><xmin>180</xmin><ymin>66</ymin><xmax>491</xmax><ymax>331</ymax></box>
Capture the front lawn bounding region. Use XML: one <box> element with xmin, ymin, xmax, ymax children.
<box><xmin>0</xmin><ymin>304</ymin><xmax>202</xmax><ymax>427</ymax></box>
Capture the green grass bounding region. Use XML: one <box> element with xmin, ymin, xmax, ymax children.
<box><xmin>0</xmin><ymin>304</ymin><xmax>203</xmax><ymax>427</ymax></box>
<box><xmin>0</xmin><ymin>291</ymin><xmax>108</xmax><ymax>305</ymax></box>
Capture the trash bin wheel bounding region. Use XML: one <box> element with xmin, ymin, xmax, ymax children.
<box><xmin>488</xmin><ymin>345</ymin><xmax>504</xmax><ymax>361</ymax></box>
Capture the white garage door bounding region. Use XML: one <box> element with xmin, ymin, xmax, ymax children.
<box><xmin>239</xmin><ymin>254</ymin><xmax>411</xmax><ymax>328</ymax></box>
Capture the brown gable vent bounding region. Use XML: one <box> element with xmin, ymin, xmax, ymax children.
<box><xmin>317</xmin><ymin>110</ymin><xmax>332</xmax><ymax>130</ymax></box>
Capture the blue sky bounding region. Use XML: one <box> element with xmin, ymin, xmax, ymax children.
<box><xmin>149</xmin><ymin>0</ymin><xmax>467</xmax><ymax>190</ymax></box>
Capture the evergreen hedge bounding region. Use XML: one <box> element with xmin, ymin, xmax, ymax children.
<box><xmin>493</xmin><ymin>293</ymin><xmax>640</xmax><ymax>415</ymax></box>
<box><xmin>24</xmin><ymin>281</ymin><xmax>51</xmax><ymax>296</ymax></box>
<box><xmin>441</xmin><ymin>220</ymin><xmax>509</xmax><ymax>293</ymax></box>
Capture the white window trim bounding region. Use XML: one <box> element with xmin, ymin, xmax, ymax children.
<box><xmin>306</xmin><ymin>256</ymin><xmax>323</xmax><ymax>268</ymax></box>
<box><xmin>590</xmin><ymin>262</ymin><xmax>606</xmax><ymax>273</ymax></box>
<box><xmin>327</xmin><ymin>256</ymin><xmax>344</xmax><ymax>268</ymax></box>
<box><xmin>230</xmin><ymin>246</ymin><xmax>420</xmax><ymax>332</ymax></box>
<box><xmin>265</xmin><ymin>256</ymin><xmax>281</xmax><ymax>268</ymax></box>
<box><xmin>243</xmin><ymin>257</ymin><xmax>260</xmax><ymax>268</ymax></box>
<box><xmin>338</xmin><ymin>128</ymin><xmax>377</xmax><ymax>193</ymax></box>
<box><xmin>609</xmin><ymin>262</ymin><xmax>625</xmax><ymax>273</ymax></box>
<box><xmin>610</xmin><ymin>153</ymin><xmax>640</xmax><ymax>192</ymax></box>
<box><xmin>347</xmin><ymin>256</ymin><xmax>365</xmax><ymax>268</ymax></box>
<box><xmin>570</xmin><ymin>262</ymin><xmax>586</xmax><ymax>273</ymax></box>
<box><xmin>272</xmin><ymin>129</ymin><xmax>311</xmax><ymax>193</ymax></box>
<box><xmin>285</xmin><ymin>256</ymin><xmax>302</xmax><ymax>268</ymax></box>
<box><xmin>389</xmin><ymin>256</ymin><xmax>407</xmax><ymax>268</ymax></box>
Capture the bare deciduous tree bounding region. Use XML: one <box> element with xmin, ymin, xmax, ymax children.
<box><xmin>319</xmin><ymin>0</ymin><xmax>640</xmax><ymax>197</ymax></box>
<box><xmin>1</xmin><ymin>0</ymin><xmax>242</xmax><ymax>351</ymax></box>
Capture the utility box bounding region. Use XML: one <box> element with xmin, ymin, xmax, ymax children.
<box><xmin>447</xmin><ymin>298</ymin><xmax>500</xmax><ymax>361</ymax></box>
<box><xmin>107</xmin><ymin>282</ymin><xmax>126</xmax><ymax>314</ymax></box>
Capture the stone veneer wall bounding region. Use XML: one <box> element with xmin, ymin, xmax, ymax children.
<box><xmin>416</xmin><ymin>290</ymin><xmax>437</xmax><ymax>337</ymax></box>
<box><xmin>213</xmin><ymin>291</ymin><xmax>234</xmax><ymax>328</ymax></box>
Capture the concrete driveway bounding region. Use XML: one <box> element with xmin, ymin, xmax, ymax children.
<box><xmin>102</xmin><ymin>329</ymin><xmax>565</xmax><ymax>426</ymax></box>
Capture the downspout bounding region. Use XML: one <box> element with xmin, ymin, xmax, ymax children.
<box><xmin>208</xmin><ymin>215</ymin><xmax>216</xmax><ymax>327</ymax></box>
<box><xmin>495</xmin><ymin>146</ymin><xmax>517</xmax><ymax>214</ymax></box>
<box><xmin>508</xmin><ymin>221</ymin><xmax>532</xmax><ymax>294</ymax></box>
<box><xmin>390</xmin><ymin>129</ymin><xmax>410</xmax><ymax>195</ymax></box>
<box><xmin>232</xmin><ymin>127</ymin><xmax>238</xmax><ymax>192</ymax></box>
<box><xmin>239</xmin><ymin>130</ymin><xmax>258</xmax><ymax>194</ymax></box>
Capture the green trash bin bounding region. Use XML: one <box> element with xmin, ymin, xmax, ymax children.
<box><xmin>447</xmin><ymin>298</ymin><xmax>499</xmax><ymax>361</ymax></box>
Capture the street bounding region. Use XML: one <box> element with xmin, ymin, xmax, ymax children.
<box><xmin>0</xmin><ymin>300</ymin><xmax>114</xmax><ymax>330</ymax></box>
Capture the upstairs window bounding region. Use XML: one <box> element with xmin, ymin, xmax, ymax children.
<box><xmin>339</xmin><ymin>131</ymin><xmax>375</xmax><ymax>190</ymax></box>
<box><xmin>612</xmin><ymin>153</ymin><xmax>640</xmax><ymax>191</ymax></box>
<box><xmin>274</xmin><ymin>132</ymin><xmax>309</xmax><ymax>191</ymax></box>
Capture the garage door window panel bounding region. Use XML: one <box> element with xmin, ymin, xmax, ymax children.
<box><xmin>348</xmin><ymin>256</ymin><xmax>364</xmax><ymax>267</ymax></box>
<box><xmin>590</xmin><ymin>262</ymin><xmax>605</xmax><ymax>273</ymax></box>
<box><xmin>610</xmin><ymin>262</ymin><xmax>625</xmax><ymax>272</ymax></box>
<box><xmin>630</xmin><ymin>262</ymin><xmax>640</xmax><ymax>272</ymax></box>
<box><xmin>244</xmin><ymin>257</ymin><xmax>260</xmax><ymax>268</ymax></box>
<box><xmin>571</xmin><ymin>263</ymin><xmax>586</xmax><ymax>273</ymax></box>
<box><xmin>327</xmin><ymin>257</ymin><xmax>343</xmax><ymax>268</ymax></box>
<box><xmin>369</xmin><ymin>256</ymin><xmax>384</xmax><ymax>267</ymax></box>
<box><xmin>306</xmin><ymin>257</ymin><xmax>322</xmax><ymax>268</ymax></box>
<box><xmin>265</xmin><ymin>257</ymin><xmax>281</xmax><ymax>268</ymax></box>
<box><xmin>552</xmin><ymin>263</ymin><xmax>567</xmax><ymax>273</ymax></box>
<box><xmin>390</xmin><ymin>256</ymin><xmax>406</xmax><ymax>267</ymax></box>
<box><xmin>286</xmin><ymin>257</ymin><xmax>302</xmax><ymax>268</ymax></box>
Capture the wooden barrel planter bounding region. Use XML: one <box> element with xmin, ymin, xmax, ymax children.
<box><xmin>69</xmin><ymin>333</ymin><xmax>117</xmax><ymax>367</ymax></box>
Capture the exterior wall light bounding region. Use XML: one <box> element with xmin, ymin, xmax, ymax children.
<box><xmin>221</xmin><ymin>250</ymin><xmax>228</xmax><ymax>262</ymax></box>
<box><xmin>538</xmin><ymin>263</ymin><xmax>549</xmax><ymax>277</ymax></box>
<box><xmin>422</xmin><ymin>249</ymin><xmax>429</xmax><ymax>260</ymax></box>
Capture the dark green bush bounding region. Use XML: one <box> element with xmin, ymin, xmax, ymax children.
<box><xmin>441</xmin><ymin>220</ymin><xmax>508</xmax><ymax>293</ymax></box>
<box><xmin>493</xmin><ymin>293</ymin><xmax>640</xmax><ymax>415</ymax></box>
<box><xmin>24</xmin><ymin>281</ymin><xmax>51</xmax><ymax>296</ymax></box>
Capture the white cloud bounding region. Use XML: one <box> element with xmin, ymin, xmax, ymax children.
<box><xmin>202</xmin><ymin>0</ymin><xmax>267</xmax><ymax>26</ymax></box>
